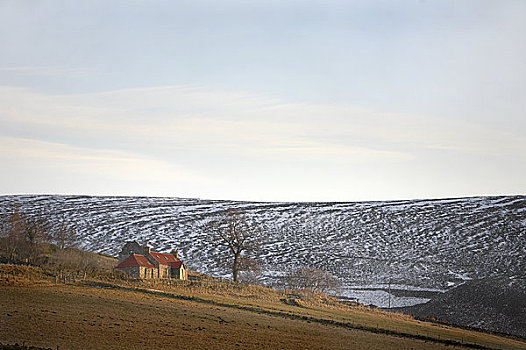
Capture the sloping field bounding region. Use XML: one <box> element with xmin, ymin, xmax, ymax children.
<box><xmin>1</xmin><ymin>269</ymin><xmax>525</xmax><ymax>350</ymax></box>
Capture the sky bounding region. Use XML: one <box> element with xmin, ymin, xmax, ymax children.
<box><xmin>1</xmin><ymin>0</ymin><xmax>525</xmax><ymax>202</ymax></box>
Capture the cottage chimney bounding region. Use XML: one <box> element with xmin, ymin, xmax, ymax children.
<box><xmin>144</xmin><ymin>242</ymin><xmax>151</xmax><ymax>254</ymax></box>
<box><xmin>171</xmin><ymin>248</ymin><xmax>179</xmax><ymax>259</ymax></box>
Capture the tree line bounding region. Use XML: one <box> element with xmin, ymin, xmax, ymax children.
<box><xmin>0</xmin><ymin>207</ymin><xmax>79</xmax><ymax>264</ymax></box>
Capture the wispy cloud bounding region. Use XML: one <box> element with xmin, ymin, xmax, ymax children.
<box><xmin>0</xmin><ymin>136</ymin><xmax>217</xmax><ymax>197</ymax></box>
<box><xmin>0</xmin><ymin>66</ymin><xmax>93</xmax><ymax>78</ymax></box>
<box><xmin>1</xmin><ymin>84</ymin><xmax>524</xmax><ymax>200</ymax></box>
<box><xmin>1</xmin><ymin>85</ymin><xmax>523</xmax><ymax>160</ymax></box>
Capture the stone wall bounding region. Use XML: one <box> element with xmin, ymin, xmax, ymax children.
<box><xmin>117</xmin><ymin>266</ymin><xmax>140</xmax><ymax>278</ymax></box>
<box><xmin>116</xmin><ymin>265</ymin><xmax>156</xmax><ymax>279</ymax></box>
<box><xmin>159</xmin><ymin>265</ymin><xmax>170</xmax><ymax>278</ymax></box>
<box><xmin>171</xmin><ymin>266</ymin><xmax>188</xmax><ymax>280</ymax></box>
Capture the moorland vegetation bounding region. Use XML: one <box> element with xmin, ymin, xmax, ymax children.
<box><xmin>1</xmin><ymin>208</ymin><xmax>526</xmax><ymax>349</ymax></box>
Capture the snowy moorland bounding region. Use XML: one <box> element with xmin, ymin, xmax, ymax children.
<box><xmin>1</xmin><ymin>195</ymin><xmax>524</xmax><ymax>309</ymax></box>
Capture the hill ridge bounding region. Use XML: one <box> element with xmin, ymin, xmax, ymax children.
<box><xmin>1</xmin><ymin>194</ymin><xmax>524</xmax><ymax>300</ymax></box>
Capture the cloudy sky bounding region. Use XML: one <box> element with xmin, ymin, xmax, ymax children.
<box><xmin>1</xmin><ymin>0</ymin><xmax>525</xmax><ymax>201</ymax></box>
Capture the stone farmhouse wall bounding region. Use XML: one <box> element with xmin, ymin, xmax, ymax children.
<box><xmin>117</xmin><ymin>265</ymin><xmax>156</xmax><ymax>279</ymax></box>
<box><xmin>116</xmin><ymin>241</ymin><xmax>188</xmax><ymax>280</ymax></box>
<box><xmin>172</xmin><ymin>266</ymin><xmax>187</xmax><ymax>280</ymax></box>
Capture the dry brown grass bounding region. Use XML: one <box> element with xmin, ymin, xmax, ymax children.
<box><xmin>1</xmin><ymin>264</ymin><xmax>526</xmax><ymax>350</ymax></box>
<box><xmin>0</xmin><ymin>263</ymin><xmax>54</xmax><ymax>287</ymax></box>
<box><xmin>0</xmin><ymin>284</ymin><xmax>475</xmax><ymax>350</ymax></box>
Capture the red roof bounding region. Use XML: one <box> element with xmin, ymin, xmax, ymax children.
<box><xmin>116</xmin><ymin>254</ymin><xmax>156</xmax><ymax>268</ymax></box>
<box><xmin>149</xmin><ymin>251</ymin><xmax>181</xmax><ymax>266</ymax></box>
<box><xmin>169</xmin><ymin>261</ymin><xmax>184</xmax><ymax>269</ymax></box>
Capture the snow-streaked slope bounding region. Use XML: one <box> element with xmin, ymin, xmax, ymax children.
<box><xmin>1</xmin><ymin>195</ymin><xmax>524</xmax><ymax>298</ymax></box>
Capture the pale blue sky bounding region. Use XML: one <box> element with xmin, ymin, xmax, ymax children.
<box><xmin>1</xmin><ymin>0</ymin><xmax>525</xmax><ymax>201</ymax></box>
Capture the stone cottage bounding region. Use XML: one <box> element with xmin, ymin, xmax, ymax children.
<box><xmin>115</xmin><ymin>241</ymin><xmax>188</xmax><ymax>280</ymax></box>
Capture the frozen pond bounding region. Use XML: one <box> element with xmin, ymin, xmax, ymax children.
<box><xmin>340</xmin><ymin>285</ymin><xmax>443</xmax><ymax>308</ymax></box>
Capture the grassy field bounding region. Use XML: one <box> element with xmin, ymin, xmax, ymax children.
<box><xmin>1</xmin><ymin>264</ymin><xmax>526</xmax><ymax>350</ymax></box>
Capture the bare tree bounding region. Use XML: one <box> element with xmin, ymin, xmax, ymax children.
<box><xmin>284</xmin><ymin>266</ymin><xmax>340</xmax><ymax>294</ymax></box>
<box><xmin>206</xmin><ymin>210</ymin><xmax>261</xmax><ymax>282</ymax></box>
<box><xmin>0</xmin><ymin>208</ymin><xmax>50</xmax><ymax>263</ymax></box>
<box><xmin>237</xmin><ymin>255</ymin><xmax>262</xmax><ymax>284</ymax></box>
<box><xmin>22</xmin><ymin>216</ymin><xmax>50</xmax><ymax>263</ymax></box>
<box><xmin>1</xmin><ymin>208</ymin><xmax>28</xmax><ymax>260</ymax></box>
<box><xmin>53</xmin><ymin>220</ymin><xmax>78</xmax><ymax>250</ymax></box>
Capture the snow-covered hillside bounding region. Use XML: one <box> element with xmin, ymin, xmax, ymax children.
<box><xmin>1</xmin><ymin>195</ymin><xmax>525</xmax><ymax>307</ymax></box>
